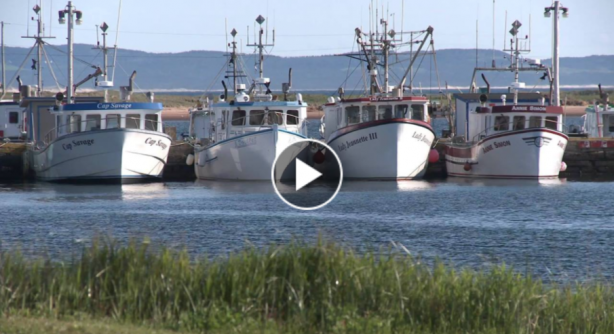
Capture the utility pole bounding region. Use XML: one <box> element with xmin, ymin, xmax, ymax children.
<box><xmin>59</xmin><ymin>1</ymin><xmax>83</xmax><ymax>104</ymax></box>
<box><xmin>544</xmin><ymin>1</ymin><xmax>569</xmax><ymax>107</ymax></box>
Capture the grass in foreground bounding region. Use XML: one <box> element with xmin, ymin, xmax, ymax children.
<box><xmin>0</xmin><ymin>239</ymin><xmax>613</xmax><ymax>333</ymax></box>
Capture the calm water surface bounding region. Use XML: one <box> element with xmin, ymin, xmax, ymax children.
<box><xmin>1</xmin><ymin>178</ymin><xmax>613</xmax><ymax>282</ymax></box>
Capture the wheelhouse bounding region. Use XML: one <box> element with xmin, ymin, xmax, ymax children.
<box><xmin>470</xmin><ymin>105</ymin><xmax>564</xmax><ymax>141</ymax></box>
<box><xmin>44</xmin><ymin>102</ymin><xmax>164</xmax><ymax>144</ymax></box>
<box><xmin>321</xmin><ymin>96</ymin><xmax>430</xmax><ymax>140</ymax></box>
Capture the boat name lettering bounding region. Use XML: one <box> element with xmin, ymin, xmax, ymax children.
<box><xmin>510</xmin><ymin>106</ymin><xmax>547</xmax><ymax>112</ymax></box>
<box><xmin>97</xmin><ymin>103</ymin><xmax>133</xmax><ymax>110</ymax></box>
<box><xmin>145</xmin><ymin>137</ymin><xmax>168</xmax><ymax>150</ymax></box>
<box><xmin>412</xmin><ymin>131</ymin><xmax>432</xmax><ymax>146</ymax></box>
<box><xmin>62</xmin><ymin>139</ymin><xmax>95</xmax><ymax>151</ymax></box>
<box><xmin>482</xmin><ymin>140</ymin><xmax>511</xmax><ymax>154</ymax></box>
<box><xmin>369</xmin><ymin>97</ymin><xmax>402</xmax><ymax>102</ymax></box>
<box><xmin>234</xmin><ymin>136</ymin><xmax>257</xmax><ymax>149</ymax></box>
<box><xmin>337</xmin><ymin>133</ymin><xmax>376</xmax><ymax>152</ymax></box>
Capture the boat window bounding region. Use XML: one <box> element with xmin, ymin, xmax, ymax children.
<box><xmin>145</xmin><ymin>114</ymin><xmax>158</xmax><ymax>131</ymax></box>
<box><xmin>411</xmin><ymin>104</ymin><xmax>424</xmax><ymax>120</ymax></box>
<box><xmin>85</xmin><ymin>115</ymin><xmax>101</xmax><ymax>131</ymax></box>
<box><xmin>378</xmin><ymin>105</ymin><xmax>393</xmax><ymax>120</ymax></box>
<box><xmin>70</xmin><ymin>115</ymin><xmax>82</xmax><ymax>133</ymax></box>
<box><xmin>513</xmin><ymin>116</ymin><xmax>526</xmax><ymax>130</ymax></box>
<box><xmin>126</xmin><ymin>114</ymin><xmax>141</xmax><ymax>129</ymax></box>
<box><xmin>395</xmin><ymin>104</ymin><xmax>409</xmax><ymax>118</ymax></box>
<box><xmin>249</xmin><ymin>110</ymin><xmax>265</xmax><ymax>125</ymax></box>
<box><xmin>287</xmin><ymin>110</ymin><xmax>299</xmax><ymax>125</ymax></box>
<box><xmin>267</xmin><ymin>110</ymin><xmax>283</xmax><ymax>125</ymax></box>
<box><xmin>529</xmin><ymin>116</ymin><xmax>542</xmax><ymax>128</ymax></box>
<box><xmin>346</xmin><ymin>106</ymin><xmax>360</xmax><ymax>125</ymax></box>
<box><xmin>231</xmin><ymin>110</ymin><xmax>246</xmax><ymax>126</ymax></box>
<box><xmin>609</xmin><ymin>115</ymin><xmax>614</xmax><ymax>133</ymax></box>
<box><xmin>545</xmin><ymin>116</ymin><xmax>558</xmax><ymax>130</ymax></box>
<box><xmin>337</xmin><ymin>108</ymin><xmax>342</xmax><ymax>126</ymax></box>
<box><xmin>493</xmin><ymin>116</ymin><xmax>509</xmax><ymax>131</ymax></box>
<box><xmin>221</xmin><ymin>110</ymin><xmax>228</xmax><ymax>129</ymax></box>
<box><xmin>362</xmin><ymin>106</ymin><xmax>376</xmax><ymax>122</ymax></box>
<box><xmin>9</xmin><ymin>112</ymin><xmax>18</xmax><ymax>124</ymax></box>
<box><xmin>106</xmin><ymin>114</ymin><xmax>120</xmax><ymax>129</ymax></box>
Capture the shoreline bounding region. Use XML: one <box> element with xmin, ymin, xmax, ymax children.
<box><xmin>162</xmin><ymin>106</ymin><xmax>585</xmax><ymax>121</ymax></box>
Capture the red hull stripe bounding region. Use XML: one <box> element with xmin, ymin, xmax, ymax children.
<box><xmin>328</xmin><ymin>118</ymin><xmax>434</xmax><ymax>144</ymax></box>
<box><xmin>445</xmin><ymin>128</ymin><xmax>568</xmax><ymax>159</ymax></box>
<box><xmin>448</xmin><ymin>173</ymin><xmax>559</xmax><ymax>179</ymax></box>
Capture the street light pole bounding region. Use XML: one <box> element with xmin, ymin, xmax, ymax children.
<box><xmin>59</xmin><ymin>1</ymin><xmax>83</xmax><ymax>104</ymax></box>
<box><xmin>544</xmin><ymin>1</ymin><xmax>568</xmax><ymax>107</ymax></box>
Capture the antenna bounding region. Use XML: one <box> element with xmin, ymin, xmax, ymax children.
<box><xmin>225</xmin><ymin>18</ymin><xmax>228</xmax><ymax>53</ymax></box>
<box><xmin>492</xmin><ymin>0</ymin><xmax>495</xmax><ymax>67</ymax></box>
<box><xmin>476</xmin><ymin>20</ymin><xmax>478</xmax><ymax>68</ymax></box>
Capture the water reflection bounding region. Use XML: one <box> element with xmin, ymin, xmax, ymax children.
<box><xmin>444</xmin><ymin>177</ymin><xmax>567</xmax><ymax>187</ymax></box>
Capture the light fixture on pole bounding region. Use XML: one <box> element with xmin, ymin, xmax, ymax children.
<box><xmin>58</xmin><ymin>1</ymin><xmax>83</xmax><ymax>104</ymax></box>
<box><xmin>544</xmin><ymin>1</ymin><xmax>568</xmax><ymax>107</ymax></box>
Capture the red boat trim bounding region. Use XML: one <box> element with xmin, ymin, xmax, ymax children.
<box><xmin>327</xmin><ymin>118</ymin><xmax>434</xmax><ymax>144</ymax></box>
<box><xmin>448</xmin><ymin>173</ymin><xmax>560</xmax><ymax>179</ymax></box>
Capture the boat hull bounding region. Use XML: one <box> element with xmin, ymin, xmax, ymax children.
<box><xmin>31</xmin><ymin>129</ymin><xmax>171</xmax><ymax>182</ymax></box>
<box><xmin>445</xmin><ymin>128</ymin><xmax>568</xmax><ymax>178</ymax></box>
<box><xmin>194</xmin><ymin>128</ymin><xmax>306</xmax><ymax>181</ymax></box>
<box><xmin>326</xmin><ymin>119</ymin><xmax>435</xmax><ymax>180</ymax></box>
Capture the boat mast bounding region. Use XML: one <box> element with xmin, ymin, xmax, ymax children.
<box><xmin>94</xmin><ymin>22</ymin><xmax>114</xmax><ymax>102</ymax></box>
<box><xmin>22</xmin><ymin>1</ymin><xmax>55</xmax><ymax>96</ymax></box>
<box><xmin>230</xmin><ymin>29</ymin><xmax>237</xmax><ymax>94</ymax></box>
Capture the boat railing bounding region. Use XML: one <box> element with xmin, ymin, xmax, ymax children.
<box><xmin>470</xmin><ymin>120</ymin><xmax>568</xmax><ymax>143</ymax></box>
<box><xmin>42</xmin><ymin>116</ymin><xmax>164</xmax><ymax>146</ymax></box>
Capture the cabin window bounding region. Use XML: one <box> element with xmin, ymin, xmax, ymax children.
<box><xmin>126</xmin><ymin>114</ymin><xmax>141</xmax><ymax>129</ymax></box>
<box><xmin>378</xmin><ymin>105</ymin><xmax>392</xmax><ymax>120</ymax></box>
<box><xmin>545</xmin><ymin>116</ymin><xmax>558</xmax><ymax>130</ymax></box>
<box><xmin>287</xmin><ymin>110</ymin><xmax>299</xmax><ymax>125</ymax></box>
<box><xmin>9</xmin><ymin>112</ymin><xmax>18</xmax><ymax>124</ymax></box>
<box><xmin>513</xmin><ymin>116</ymin><xmax>526</xmax><ymax>130</ymax></box>
<box><xmin>609</xmin><ymin>115</ymin><xmax>614</xmax><ymax>133</ymax></box>
<box><xmin>362</xmin><ymin>106</ymin><xmax>376</xmax><ymax>122</ymax></box>
<box><xmin>395</xmin><ymin>104</ymin><xmax>409</xmax><ymax>118</ymax></box>
<box><xmin>493</xmin><ymin>116</ymin><xmax>509</xmax><ymax>131</ymax></box>
<box><xmin>529</xmin><ymin>116</ymin><xmax>542</xmax><ymax>128</ymax></box>
<box><xmin>346</xmin><ymin>106</ymin><xmax>360</xmax><ymax>125</ymax></box>
<box><xmin>411</xmin><ymin>104</ymin><xmax>424</xmax><ymax>121</ymax></box>
<box><xmin>268</xmin><ymin>110</ymin><xmax>284</xmax><ymax>125</ymax></box>
<box><xmin>70</xmin><ymin>115</ymin><xmax>82</xmax><ymax>133</ymax></box>
<box><xmin>106</xmin><ymin>114</ymin><xmax>120</xmax><ymax>129</ymax></box>
<box><xmin>249</xmin><ymin>110</ymin><xmax>265</xmax><ymax>125</ymax></box>
<box><xmin>337</xmin><ymin>108</ymin><xmax>342</xmax><ymax>126</ymax></box>
<box><xmin>231</xmin><ymin>110</ymin><xmax>246</xmax><ymax>126</ymax></box>
<box><xmin>145</xmin><ymin>114</ymin><xmax>158</xmax><ymax>131</ymax></box>
<box><xmin>85</xmin><ymin>115</ymin><xmax>101</xmax><ymax>131</ymax></box>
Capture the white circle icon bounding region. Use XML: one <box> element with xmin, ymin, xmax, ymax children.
<box><xmin>271</xmin><ymin>139</ymin><xmax>343</xmax><ymax>210</ymax></box>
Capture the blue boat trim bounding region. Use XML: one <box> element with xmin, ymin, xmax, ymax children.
<box><xmin>60</xmin><ymin>102</ymin><xmax>163</xmax><ymax>112</ymax></box>
<box><xmin>197</xmin><ymin>128</ymin><xmax>306</xmax><ymax>151</ymax></box>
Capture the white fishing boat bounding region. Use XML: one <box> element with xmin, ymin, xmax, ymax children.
<box><xmin>318</xmin><ymin>21</ymin><xmax>439</xmax><ymax>180</ymax></box>
<box><xmin>25</xmin><ymin>1</ymin><xmax>170</xmax><ymax>182</ymax></box>
<box><xmin>580</xmin><ymin>85</ymin><xmax>614</xmax><ymax>137</ymax></box>
<box><xmin>189</xmin><ymin>16</ymin><xmax>308</xmax><ymax>181</ymax></box>
<box><xmin>444</xmin><ymin>19</ymin><xmax>567</xmax><ymax>179</ymax></box>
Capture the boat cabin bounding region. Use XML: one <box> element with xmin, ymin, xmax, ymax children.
<box><xmin>321</xmin><ymin>96</ymin><xmax>429</xmax><ymax>140</ymax></box>
<box><xmin>0</xmin><ymin>101</ymin><xmax>25</xmax><ymax>140</ymax></box>
<box><xmin>583</xmin><ymin>104</ymin><xmax>614</xmax><ymax>137</ymax></box>
<box><xmin>454</xmin><ymin>93</ymin><xmax>564</xmax><ymax>142</ymax></box>
<box><xmin>190</xmin><ymin>98</ymin><xmax>308</xmax><ymax>145</ymax></box>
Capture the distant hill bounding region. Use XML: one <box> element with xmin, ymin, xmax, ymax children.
<box><xmin>2</xmin><ymin>44</ymin><xmax>613</xmax><ymax>93</ymax></box>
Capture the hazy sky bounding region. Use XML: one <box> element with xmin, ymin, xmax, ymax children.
<box><xmin>1</xmin><ymin>0</ymin><xmax>612</xmax><ymax>59</ymax></box>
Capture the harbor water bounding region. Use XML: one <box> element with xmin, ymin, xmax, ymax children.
<box><xmin>1</xmin><ymin>178</ymin><xmax>613</xmax><ymax>283</ymax></box>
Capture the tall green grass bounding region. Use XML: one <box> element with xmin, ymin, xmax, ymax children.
<box><xmin>0</xmin><ymin>239</ymin><xmax>613</xmax><ymax>333</ymax></box>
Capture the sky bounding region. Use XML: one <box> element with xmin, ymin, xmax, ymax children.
<box><xmin>1</xmin><ymin>0</ymin><xmax>612</xmax><ymax>60</ymax></box>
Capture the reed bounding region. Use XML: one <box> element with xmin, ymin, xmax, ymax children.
<box><xmin>0</xmin><ymin>238</ymin><xmax>613</xmax><ymax>333</ymax></box>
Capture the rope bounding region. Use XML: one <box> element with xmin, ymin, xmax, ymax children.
<box><xmin>41</xmin><ymin>45</ymin><xmax>62</xmax><ymax>91</ymax></box>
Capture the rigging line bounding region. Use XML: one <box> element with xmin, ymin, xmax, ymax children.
<box><xmin>200</xmin><ymin>62</ymin><xmax>227</xmax><ymax>100</ymax></box>
<box><xmin>343</xmin><ymin>39</ymin><xmax>355</xmax><ymax>93</ymax></box>
<box><xmin>336</xmin><ymin>62</ymin><xmax>362</xmax><ymax>97</ymax></box>
<box><xmin>46</xmin><ymin>46</ymin><xmax>67</xmax><ymax>83</ymax></box>
<box><xmin>74</xmin><ymin>49</ymin><xmax>101</xmax><ymax>84</ymax></box>
<box><xmin>408</xmin><ymin>44</ymin><xmax>429</xmax><ymax>91</ymax></box>
<box><xmin>43</xmin><ymin>43</ymin><xmax>97</xmax><ymax>67</ymax></box>
<box><xmin>111</xmin><ymin>0</ymin><xmax>122</xmax><ymax>82</ymax></box>
<box><xmin>41</xmin><ymin>44</ymin><xmax>62</xmax><ymax>91</ymax></box>
<box><xmin>4</xmin><ymin>44</ymin><xmax>36</xmax><ymax>91</ymax></box>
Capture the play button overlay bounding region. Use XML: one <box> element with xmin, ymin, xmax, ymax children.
<box><xmin>271</xmin><ymin>139</ymin><xmax>343</xmax><ymax>210</ymax></box>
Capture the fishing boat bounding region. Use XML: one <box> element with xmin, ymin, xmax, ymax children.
<box><xmin>188</xmin><ymin>16</ymin><xmax>308</xmax><ymax>180</ymax></box>
<box><xmin>25</xmin><ymin>1</ymin><xmax>170</xmax><ymax>181</ymax></box>
<box><xmin>444</xmin><ymin>19</ymin><xmax>567</xmax><ymax>179</ymax></box>
<box><xmin>580</xmin><ymin>84</ymin><xmax>614</xmax><ymax>137</ymax></box>
<box><xmin>318</xmin><ymin>21</ymin><xmax>439</xmax><ymax>180</ymax></box>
